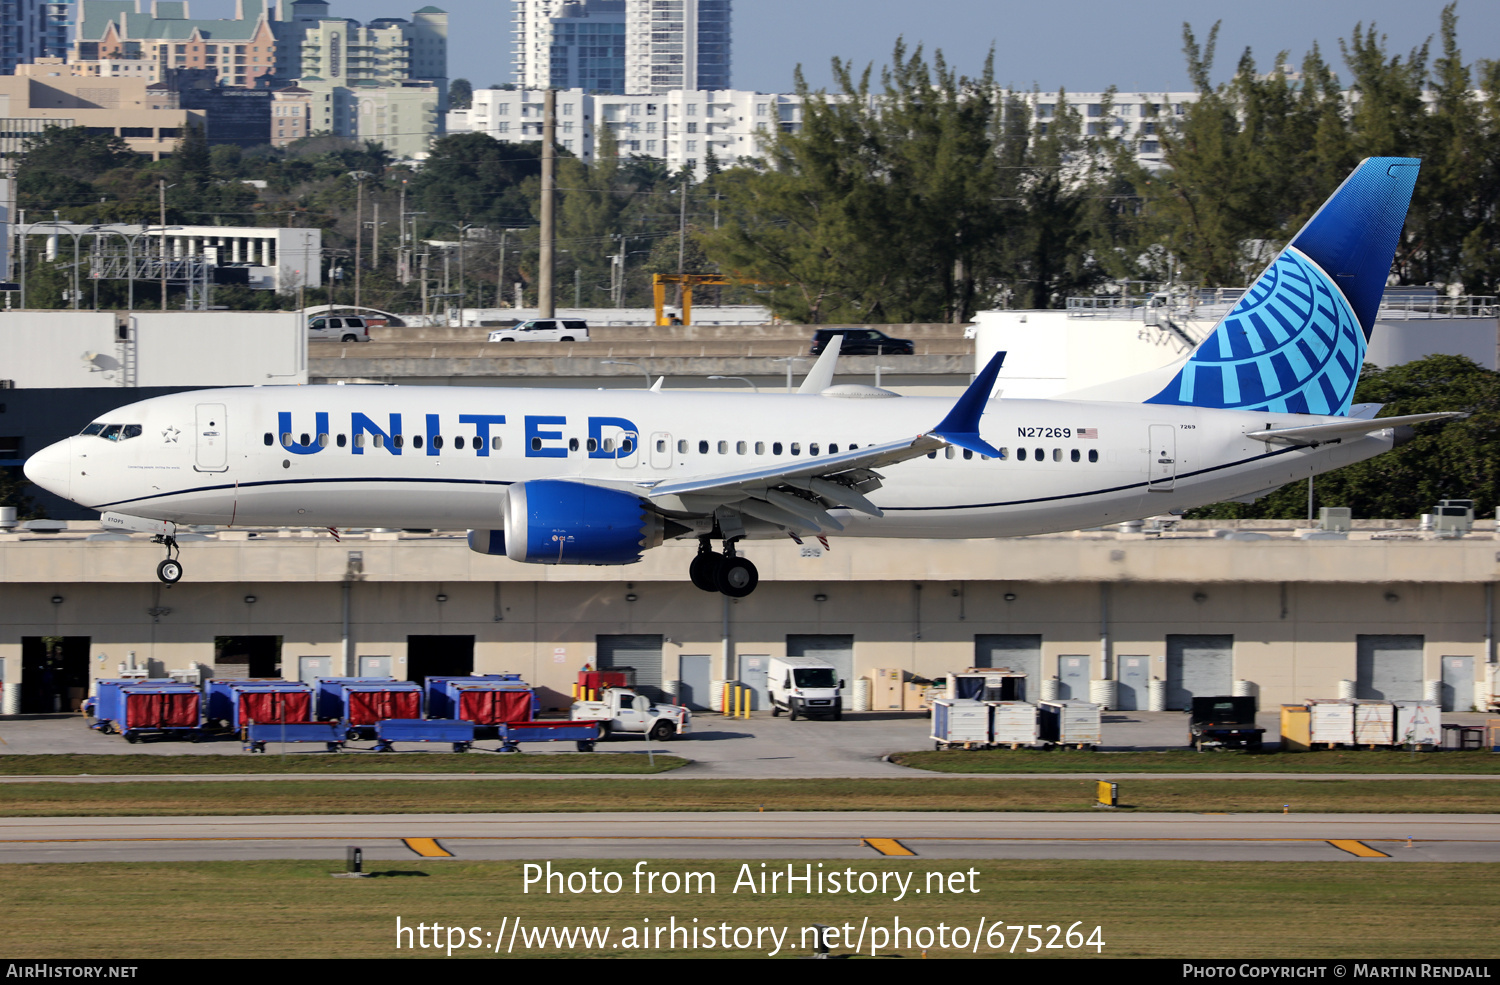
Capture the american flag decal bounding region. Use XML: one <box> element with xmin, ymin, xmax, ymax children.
<box><xmin>1078</xmin><ymin>428</ymin><xmax>1099</xmax><ymax>439</ymax></box>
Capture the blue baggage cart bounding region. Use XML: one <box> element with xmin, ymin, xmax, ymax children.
<box><xmin>206</xmin><ymin>680</ymin><xmax>313</xmax><ymax>730</ymax></box>
<box><xmin>424</xmin><ymin>675</ymin><xmax>524</xmax><ymax>718</ymax></box>
<box><xmin>90</xmin><ymin>679</ymin><xmax>154</xmax><ymax>733</ymax></box>
<box><xmin>371</xmin><ymin>718</ymin><xmax>477</xmax><ymax>753</ymax></box>
<box><xmin>243</xmin><ymin>720</ymin><xmax>346</xmax><ymax>753</ymax></box>
<box><xmin>497</xmin><ymin>719</ymin><xmax>603</xmax><ymax>753</ymax></box>
<box><xmin>312</xmin><ymin>676</ymin><xmax>397</xmax><ymax>719</ymax></box>
<box><xmin>339</xmin><ymin>681</ymin><xmax>423</xmax><ymax>739</ymax></box>
<box><xmin>110</xmin><ymin>682</ymin><xmax>203</xmax><ymax>743</ymax></box>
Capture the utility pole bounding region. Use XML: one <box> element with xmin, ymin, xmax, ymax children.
<box><xmin>158</xmin><ymin>179</ymin><xmax>167</xmax><ymax>310</ymax></box>
<box><xmin>676</xmin><ymin>169</ymin><xmax>688</xmax><ymax>309</ymax></box>
<box><xmin>348</xmin><ymin>171</ymin><xmax>372</xmax><ymax>311</ymax></box>
<box><xmin>539</xmin><ymin>89</ymin><xmax>555</xmax><ymax>318</ymax></box>
<box><xmin>372</xmin><ymin>200</ymin><xmax>380</xmax><ymax>268</ymax></box>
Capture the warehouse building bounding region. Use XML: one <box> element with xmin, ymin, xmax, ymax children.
<box><xmin>1</xmin><ymin>520</ymin><xmax>1494</xmax><ymax>716</ymax></box>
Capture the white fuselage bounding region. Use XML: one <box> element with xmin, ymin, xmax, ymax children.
<box><xmin>29</xmin><ymin>384</ymin><xmax>1395</xmax><ymax>538</ymax></box>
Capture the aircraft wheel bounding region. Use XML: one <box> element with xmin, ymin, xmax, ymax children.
<box><xmin>716</xmin><ymin>556</ymin><xmax>758</xmax><ymax>597</ymax></box>
<box><xmin>156</xmin><ymin>559</ymin><xmax>183</xmax><ymax>584</ymax></box>
<box><xmin>689</xmin><ymin>552</ymin><xmax>722</xmax><ymax>592</ymax></box>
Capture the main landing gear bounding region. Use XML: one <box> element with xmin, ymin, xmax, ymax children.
<box><xmin>689</xmin><ymin>537</ymin><xmax>758</xmax><ymax>598</ymax></box>
<box><xmin>153</xmin><ymin>534</ymin><xmax>182</xmax><ymax>584</ymax></box>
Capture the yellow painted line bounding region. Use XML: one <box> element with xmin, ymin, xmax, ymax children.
<box><xmin>402</xmin><ymin>837</ymin><xmax>453</xmax><ymax>858</ymax></box>
<box><xmin>862</xmin><ymin>838</ymin><xmax>916</xmax><ymax>856</ymax></box>
<box><xmin>1328</xmin><ymin>839</ymin><xmax>1390</xmax><ymax>858</ymax></box>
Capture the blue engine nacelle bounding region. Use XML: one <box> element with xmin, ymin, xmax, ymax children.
<box><xmin>467</xmin><ymin>529</ymin><xmax>506</xmax><ymax>555</ymax></box>
<box><xmin>499</xmin><ymin>480</ymin><xmax>663</xmax><ymax>565</ymax></box>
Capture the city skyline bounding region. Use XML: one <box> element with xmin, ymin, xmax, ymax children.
<box><xmin>168</xmin><ymin>0</ymin><xmax>1500</xmax><ymax>96</ymax></box>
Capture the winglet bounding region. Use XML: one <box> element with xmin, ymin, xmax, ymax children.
<box><xmin>798</xmin><ymin>332</ymin><xmax>842</xmax><ymax>394</ymax></box>
<box><xmin>930</xmin><ymin>352</ymin><xmax>1005</xmax><ymax>456</ymax></box>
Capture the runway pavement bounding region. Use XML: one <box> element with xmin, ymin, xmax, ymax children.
<box><xmin>2</xmin><ymin>811</ymin><xmax>1497</xmax><ymax>864</ymax></box>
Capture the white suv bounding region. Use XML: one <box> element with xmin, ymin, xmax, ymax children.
<box><xmin>308</xmin><ymin>316</ymin><xmax>371</xmax><ymax>342</ymax></box>
<box><xmin>487</xmin><ymin>319</ymin><xmax>589</xmax><ymax>343</ymax></box>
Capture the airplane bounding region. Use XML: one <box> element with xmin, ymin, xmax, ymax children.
<box><xmin>23</xmin><ymin>157</ymin><xmax>1461</xmax><ymax>597</ymax></box>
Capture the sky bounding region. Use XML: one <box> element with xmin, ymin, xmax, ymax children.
<box><xmin>186</xmin><ymin>0</ymin><xmax>1500</xmax><ymax>95</ymax></box>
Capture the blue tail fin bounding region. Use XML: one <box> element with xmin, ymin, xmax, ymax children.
<box><xmin>1145</xmin><ymin>157</ymin><xmax>1420</xmax><ymax>416</ymax></box>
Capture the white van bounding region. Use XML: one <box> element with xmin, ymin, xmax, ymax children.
<box><xmin>767</xmin><ymin>655</ymin><xmax>844</xmax><ymax>721</ymax></box>
<box><xmin>487</xmin><ymin>319</ymin><xmax>589</xmax><ymax>343</ymax></box>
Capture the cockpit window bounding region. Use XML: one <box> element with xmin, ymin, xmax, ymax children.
<box><xmin>84</xmin><ymin>423</ymin><xmax>143</xmax><ymax>441</ymax></box>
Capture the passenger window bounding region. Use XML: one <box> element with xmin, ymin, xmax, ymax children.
<box><xmin>829</xmin><ymin>443</ymin><xmax>838</xmax><ymax>454</ymax></box>
<box><xmin>337</xmin><ymin>434</ymin><xmax>347</xmax><ymax>448</ymax></box>
<box><xmin>393</xmin><ymin>435</ymin><xmax>404</xmax><ymax>448</ymax></box>
<box><xmin>1017</xmin><ymin>448</ymin><xmax>1027</xmax><ymax>461</ymax></box>
<box><xmin>1088</xmin><ymin>449</ymin><xmax>1098</xmax><ymax>463</ymax></box>
<box><xmin>656</xmin><ymin>439</ymin><xmax>666</xmax><ymax>453</ymax></box>
<box><xmin>1034</xmin><ymin>447</ymin><xmax>1043</xmax><ymax>461</ymax></box>
<box><xmin>433</xmin><ymin>435</ymin><xmax>444</xmax><ymax>450</ymax></box>
<box><xmin>945</xmin><ymin>447</ymin><xmax>956</xmax><ymax>460</ymax></box>
<box><xmin>318</xmin><ymin>433</ymin><xmax>329</xmax><ymax>448</ymax></box>
<box><xmin>299</xmin><ymin>433</ymin><xmax>310</xmax><ymax>446</ymax></box>
<box><xmin>927</xmin><ymin>450</ymin><xmax>937</xmax><ymax>459</ymax></box>
<box><xmin>790</xmin><ymin>442</ymin><xmax>801</xmax><ymax>456</ymax></box>
<box><xmin>373</xmin><ymin>434</ymin><xmax>385</xmax><ymax>448</ymax></box>
<box><xmin>413</xmin><ymin>435</ymin><xmax>424</xmax><ymax>449</ymax></box>
<box><xmin>281</xmin><ymin>432</ymin><xmax>293</xmax><ymax>446</ymax></box>
<box><xmin>736</xmin><ymin>441</ymin><xmax>746</xmax><ymax>455</ymax></box>
<box><xmin>603</xmin><ymin>438</ymin><xmax>615</xmax><ymax>453</ymax></box>
<box><xmin>1071</xmin><ymin>449</ymin><xmax>1080</xmax><ymax>462</ymax></box>
<box><xmin>1052</xmin><ymin>448</ymin><xmax>1062</xmax><ymax>462</ymax></box>
<box><xmin>454</xmin><ymin>436</ymin><xmax>465</xmax><ymax>450</ymax></box>
<box><xmin>963</xmin><ymin>449</ymin><xmax>973</xmax><ymax>460</ymax></box>
<box><xmin>849</xmin><ymin>443</ymin><xmax>858</xmax><ymax>450</ymax></box>
<box><xmin>699</xmin><ymin>440</ymin><xmax>709</xmax><ymax>454</ymax></box>
<box><xmin>263</xmin><ymin>432</ymin><xmax>273</xmax><ymax>446</ymax></box>
<box><xmin>717</xmin><ymin>440</ymin><xmax>728</xmax><ymax>454</ymax></box>
<box><xmin>809</xmin><ymin>443</ymin><xmax>819</xmax><ymax>455</ymax></box>
<box><xmin>492</xmin><ymin>436</ymin><xmax>503</xmax><ymax>451</ymax></box>
<box><xmin>355</xmin><ymin>434</ymin><xmax>367</xmax><ymax>448</ymax></box>
<box><xmin>568</xmin><ymin>437</ymin><xmax>579</xmax><ymax>452</ymax></box>
<box><xmin>621</xmin><ymin>438</ymin><xmax>633</xmax><ymax>454</ymax></box>
<box><xmin>677</xmin><ymin>439</ymin><xmax>688</xmax><ymax>453</ymax></box>
<box><xmin>997</xmin><ymin>448</ymin><xmax>1008</xmax><ymax>459</ymax></box>
<box><xmin>530</xmin><ymin>437</ymin><xmax>541</xmax><ymax>451</ymax></box>
<box><xmin>755</xmin><ymin>442</ymin><xmax>765</xmax><ymax>455</ymax></box>
<box><xmin>773</xmin><ymin>442</ymin><xmax>783</xmax><ymax>455</ymax></box>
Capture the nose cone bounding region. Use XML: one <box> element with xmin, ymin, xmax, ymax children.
<box><xmin>23</xmin><ymin>439</ymin><xmax>71</xmax><ymax>502</ymax></box>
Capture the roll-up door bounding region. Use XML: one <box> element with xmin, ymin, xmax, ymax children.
<box><xmin>975</xmin><ymin>634</ymin><xmax>1041</xmax><ymax>702</ymax></box>
<box><xmin>1356</xmin><ymin>635</ymin><xmax>1423</xmax><ymax>701</ymax></box>
<box><xmin>1165</xmin><ymin>635</ymin><xmax>1233</xmax><ymax>709</ymax></box>
<box><xmin>598</xmin><ymin>634</ymin><xmax>664</xmax><ymax>703</ymax></box>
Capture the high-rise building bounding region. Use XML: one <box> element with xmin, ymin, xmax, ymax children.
<box><xmin>0</xmin><ymin>0</ymin><xmax>70</xmax><ymax>77</ymax></box>
<box><xmin>512</xmin><ymin>0</ymin><xmax>729</xmax><ymax>94</ymax></box>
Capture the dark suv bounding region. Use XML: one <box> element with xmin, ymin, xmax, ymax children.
<box><xmin>809</xmin><ymin>328</ymin><xmax>915</xmax><ymax>356</ymax></box>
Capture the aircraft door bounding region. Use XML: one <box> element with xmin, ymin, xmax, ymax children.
<box><xmin>1147</xmin><ymin>424</ymin><xmax>1176</xmax><ymax>492</ymax></box>
<box><xmin>195</xmin><ymin>403</ymin><xmax>229</xmax><ymax>472</ymax></box>
<box><xmin>650</xmin><ymin>432</ymin><xmax>672</xmax><ymax>470</ymax></box>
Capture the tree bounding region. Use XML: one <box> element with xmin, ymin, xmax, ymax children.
<box><xmin>449</xmin><ymin>78</ymin><xmax>473</xmax><ymax>110</ymax></box>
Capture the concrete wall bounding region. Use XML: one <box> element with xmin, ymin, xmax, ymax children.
<box><xmin>0</xmin><ymin>311</ymin><xmax>306</xmax><ymax>388</ymax></box>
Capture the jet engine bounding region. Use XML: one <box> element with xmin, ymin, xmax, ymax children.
<box><xmin>500</xmin><ymin>479</ymin><xmax>663</xmax><ymax>565</ymax></box>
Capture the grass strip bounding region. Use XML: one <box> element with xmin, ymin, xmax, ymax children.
<box><xmin>0</xmin><ymin>753</ymin><xmax>688</xmax><ymax>776</ymax></box>
<box><xmin>4</xmin><ymin>859</ymin><xmax>1498</xmax><ymax>958</ymax></box>
<box><xmin>892</xmin><ymin>749</ymin><xmax>1500</xmax><ymax>773</ymax></box>
<box><xmin>0</xmin><ymin>777</ymin><xmax>1495</xmax><ymax>816</ymax></box>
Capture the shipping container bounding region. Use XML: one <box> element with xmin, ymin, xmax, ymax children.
<box><xmin>930</xmin><ymin>698</ymin><xmax>990</xmax><ymax>748</ymax></box>
<box><xmin>1353</xmin><ymin>701</ymin><xmax>1396</xmax><ymax>746</ymax></box>
<box><xmin>1308</xmin><ymin>698</ymin><xmax>1355</xmax><ymax>746</ymax></box>
<box><xmin>988</xmin><ymin>701</ymin><xmax>1039</xmax><ymax>747</ymax></box>
<box><xmin>1393</xmin><ymin>700</ymin><xmax>1441</xmax><ymax>747</ymax></box>
<box><xmin>1038</xmin><ymin>699</ymin><xmax>1102</xmax><ymax>748</ymax></box>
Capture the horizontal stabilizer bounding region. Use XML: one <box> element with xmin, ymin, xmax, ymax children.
<box><xmin>1246</xmin><ymin>412</ymin><xmax>1464</xmax><ymax>446</ymax></box>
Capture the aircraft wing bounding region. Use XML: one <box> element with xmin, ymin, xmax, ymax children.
<box><xmin>641</xmin><ymin>352</ymin><xmax>1007</xmax><ymax>533</ymax></box>
<box><xmin>1246</xmin><ymin>412</ymin><xmax>1465</xmax><ymax>446</ymax></box>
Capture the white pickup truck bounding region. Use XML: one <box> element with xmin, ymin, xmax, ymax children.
<box><xmin>570</xmin><ymin>687</ymin><xmax>690</xmax><ymax>741</ymax></box>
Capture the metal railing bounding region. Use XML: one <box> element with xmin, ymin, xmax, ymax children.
<box><xmin>1066</xmin><ymin>292</ymin><xmax>1497</xmax><ymax>321</ymax></box>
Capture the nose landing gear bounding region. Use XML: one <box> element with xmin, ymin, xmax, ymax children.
<box><xmin>688</xmin><ymin>537</ymin><xmax>758</xmax><ymax>597</ymax></box>
<box><xmin>153</xmin><ymin>535</ymin><xmax>182</xmax><ymax>584</ymax></box>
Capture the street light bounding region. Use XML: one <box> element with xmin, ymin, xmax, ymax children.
<box><xmin>24</xmin><ymin>221</ymin><xmax>86</xmax><ymax>310</ymax></box>
<box><xmin>601</xmin><ymin>360</ymin><xmax>652</xmax><ymax>389</ymax></box>
<box><xmin>772</xmin><ymin>356</ymin><xmax>808</xmax><ymax>393</ymax></box>
<box><xmin>708</xmin><ymin>375</ymin><xmax>759</xmax><ymax>393</ymax></box>
<box><xmin>347</xmin><ymin>171</ymin><xmax>374</xmax><ymax>311</ymax></box>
